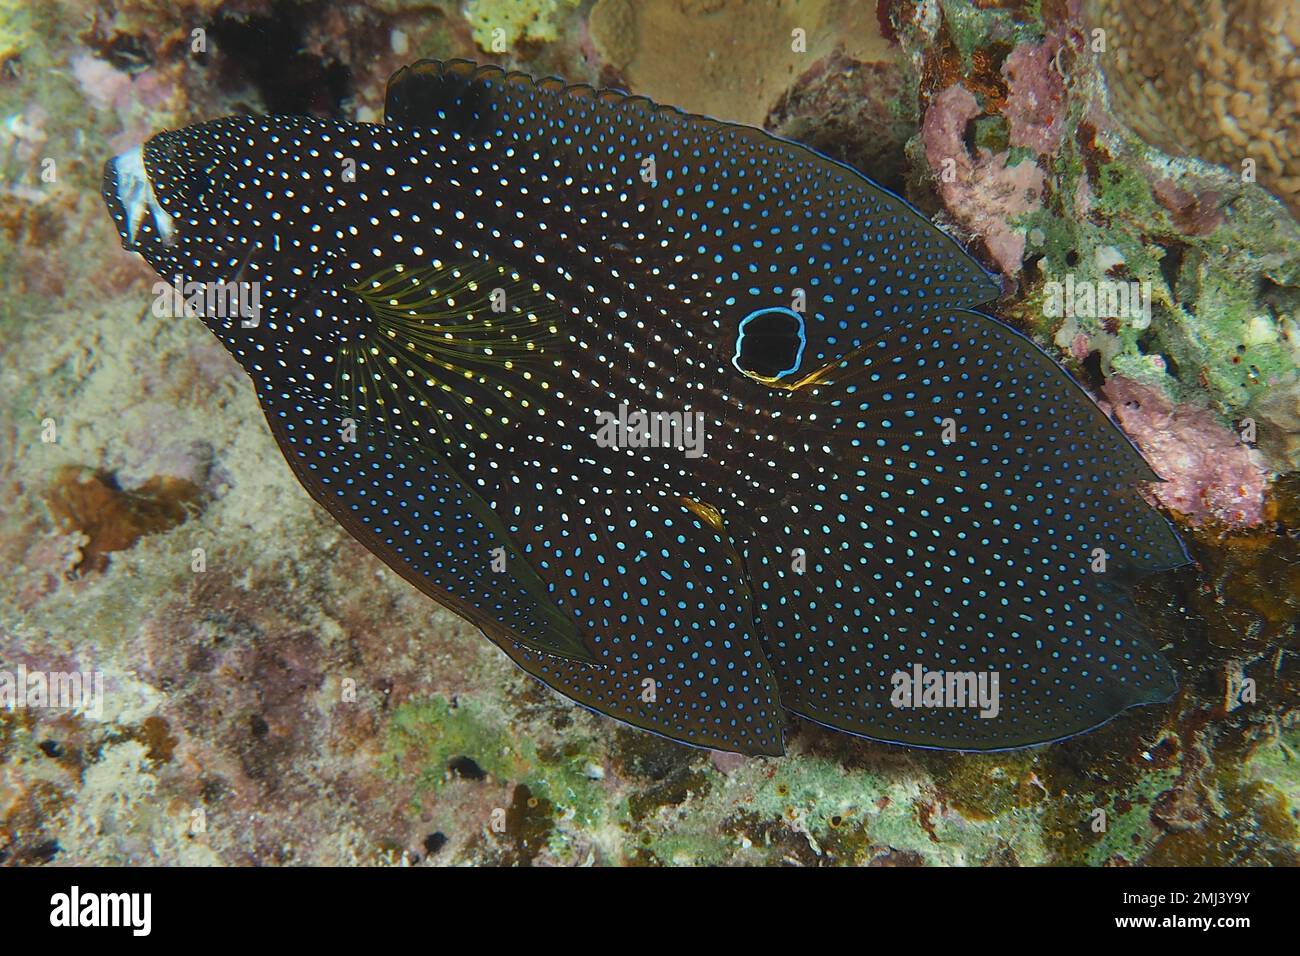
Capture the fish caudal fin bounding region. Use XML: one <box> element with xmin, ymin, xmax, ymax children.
<box><xmin>737</xmin><ymin>309</ymin><xmax>1186</xmax><ymax>750</ymax></box>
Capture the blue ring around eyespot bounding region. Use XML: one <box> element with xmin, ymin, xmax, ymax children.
<box><xmin>732</xmin><ymin>306</ymin><xmax>807</xmax><ymax>379</ymax></box>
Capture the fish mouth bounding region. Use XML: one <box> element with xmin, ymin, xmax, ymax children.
<box><xmin>102</xmin><ymin>145</ymin><xmax>175</xmax><ymax>251</ymax></box>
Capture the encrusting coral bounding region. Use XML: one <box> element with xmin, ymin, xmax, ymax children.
<box><xmin>1089</xmin><ymin>0</ymin><xmax>1300</xmax><ymax>216</ymax></box>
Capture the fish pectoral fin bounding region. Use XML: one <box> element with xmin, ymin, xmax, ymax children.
<box><xmin>257</xmin><ymin>381</ymin><xmax>597</xmax><ymax>665</ymax></box>
<box><xmin>736</xmin><ymin>308</ymin><xmax>1186</xmax><ymax>750</ymax></box>
<box><xmin>327</xmin><ymin>255</ymin><xmax>566</xmax><ymax>458</ymax></box>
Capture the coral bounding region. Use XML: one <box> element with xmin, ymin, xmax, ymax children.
<box><xmin>920</xmin><ymin>83</ymin><xmax>1044</xmax><ymax>275</ymax></box>
<box><xmin>465</xmin><ymin>0</ymin><xmax>581</xmax><ymax>51</ymax></box>
<box><xmin>765</xmin><ymin>49</ymin><xmax>912</xmax><ymax>193</ymax></box>
<box><xmin>1102</xmin><ymin>377</ymin><xmax>1267</xmax><ymax>528</ymax></box>
<box><xmin>1089</xmin><ymin>0</ymin><xmax>1300</xmax><ymax>217</ymax></box>
<box><xmin>586</xmin><ymin>0</ymin><xmax>890</xmax><ymax>126</ymax></box>
<box><xmin>587</xmin><ymin>0</ymin><xmax>635</xmax><ymax>71</ymax></box>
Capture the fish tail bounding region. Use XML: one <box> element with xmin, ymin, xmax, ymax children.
<box><xmin>737</xmin><ymin>308</ymin><xmax>1186</xmax><ymax>750</ymax></box>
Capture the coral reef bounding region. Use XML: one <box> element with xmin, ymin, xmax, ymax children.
<box><xmin>906</xmin><ymin>0</ymin><xmax>1300</xmax><ymax>475</ymax></box>
<box><xmin>0</xmin><ymin>0</ymin><xmax>1295</xmax><ymax>867</ymax></box>
<box><xmin>585</xmin><ymin>0</ymin><xmax>891</xmax><ymax>127</ymax></box>
<box><xmin>1101</xmin><ymin>378</ymin><xmax>1268</xmax><ymax>527</ymax></box>
<box><xmin>1089</xmin><ymin>0</ymin><xmax>1300</xmax><ymax>218</ymax></box>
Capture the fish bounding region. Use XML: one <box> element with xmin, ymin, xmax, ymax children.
<box><xmin>101</xmin><ymin>59</ymin><xmax>1189</xmax><ymax>756</ymax></box>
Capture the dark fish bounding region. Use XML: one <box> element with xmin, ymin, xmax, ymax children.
<box><xmin>102</xmin><ymin>60</ymin><xmax>1188</xmax><ymax>755</ymax></box>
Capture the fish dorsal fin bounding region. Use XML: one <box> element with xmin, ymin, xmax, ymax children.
<box><xmin>384</xmin><ymin>59</ymin><xmax>511</xmax><ymax>136</ymax></box>
<box><xmin>384</xmin><ymin>59</ymin><xmax>646</xmax><ymax>130</ymax></box>
<box><xmin>382</xmin><ymin>59</ymin><xmax>1001</xmax><ymax>366</ymax></box>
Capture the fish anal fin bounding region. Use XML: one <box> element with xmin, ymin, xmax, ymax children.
<box><xmin>493</xmin><ymin>482</ymin><xmax>786</xmax><ymax>755</ymax></box>
<box><xmin>258</xmin><ymin>381</ymin><xmax>595</xmax><ymax>665</ymax></box>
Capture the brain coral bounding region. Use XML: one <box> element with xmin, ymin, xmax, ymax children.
<box><xmin>1089</xmin><ymin>0</ymin><xmax>1300</xmax><ymax>217</ymax></box>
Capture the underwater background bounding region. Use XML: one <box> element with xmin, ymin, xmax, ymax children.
<box><xmin>1</xmin><ymin>0</ymin><xmax>1297</xmax><ymax>866</ymax></box>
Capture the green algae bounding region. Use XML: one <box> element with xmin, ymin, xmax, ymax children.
<box><xmin>1012</xmin><ymin>107</ymin><xmax>1300</xmax><ymax>428</ymax></box>
<box><xmin>381</xmin><ymin>692</ymin><xmax>611</xmax><ymax>832</ymax></box>
<box><xmin>720</xmin><ymin>749</ymin><xmax>1040</xmax><ymax>865</ymax></box>
<box><xmin>1093</xmin><ymin>156</ymin><xmax>1160</xmax><ymax>220</ymax></box>
<box><xmin>938</xmin><ymin>0</ymin><xmax>1021</xmax><ymax>66</ymax></box>
<box><xmin>383</xmin><ymin>694</ymin><xmax>523</xmax><ymax>794</ymax></box>
<box><xmin>0</xmin><ymin>0</ymin><xmax>34</xmax><ymax>66</ymax></box>
<box><xmin>464</xmin><ymin>0</ymin><xmax>580</xmax><ymax>51</ymax></box>
<box><xmin>1077</xmin><ymin>768</ymin><xmax>1180</xmax><ymax>865</ymax></box>
<box><xmin>1243</xmin><ymin>725</ymin><xmax>1300</xmax><ymax>825</ymax></box>
<box><xmin>970</xmin><ymin>114</ymin><xmax>1010</xmax><ymax>155</ymax></box>
<box><xmin>1030</xmin><ymin>727</ymin><xmax>1182</xmax><ymax>865</ymax></box>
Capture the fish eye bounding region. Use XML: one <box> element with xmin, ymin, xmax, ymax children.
<box><xmin>732</xmin><ymin>306</ymin><xmax>806</xmax><ymax>382</ymax></box>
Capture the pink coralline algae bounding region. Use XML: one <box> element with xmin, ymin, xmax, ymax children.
<box><xmin>72</xmin><ymin>55</ymin><xmax>180</xmax><ymax>153</ymax></box>
<box><xmin>1001</xmin><ymin>39</ymin><xmax>1066</xmax><ymax>156</ymax></box>
<box><xmin>1070</xmin><ymin>331</ymin><xmax>1091</xmax><ymax>362</ymax></box>
<box><xmin>921</xmin><ymin>84</ymin><xmax>1045</xmax><ymax>276</ymax></box>
<box><xmin>1151</xmin><ymin>178</ymin><xmax>1225</xmax><ymax>236</ymax></box>
<box><xmin>1102</xmin><ymin>377</ymin><xmax>1268</xmax><ymax>528</ymax></box>
<box><xmin>709</xmin><ymin>749</ymin><xmax>748</xmax><ymax>775</ymax></box>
